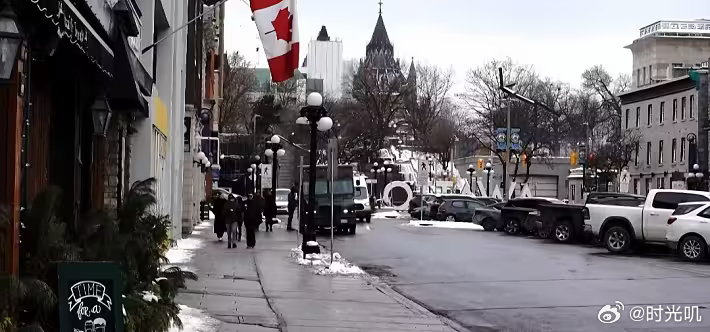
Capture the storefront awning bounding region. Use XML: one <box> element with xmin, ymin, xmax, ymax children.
<box><xmin>27</xmin><ymin>0</ymin><xmax>114</xmax><ymax>77</ymax></box>
<box><xmin>107</xmin><ymin>30</ymin><xmax>152</xmax><ymax>117</ymax></box>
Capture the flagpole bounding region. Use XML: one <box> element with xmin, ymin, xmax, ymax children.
<box><xmin>142</xmin><ymin>0</ymin><xmax>230</xmax><ymax>54</ymax></box>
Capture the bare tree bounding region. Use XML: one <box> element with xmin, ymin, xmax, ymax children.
<box><xmin>581</xmin><ymin>65</ymin><xmax>631</xmax><ymax>127</ymax></box>
<box><xmin>220</xmin><ymin>52</ymin><xmax>257</xmax><ymax>133</ymax></box>
<box><xmin>460</xmin><ymin>58</ymin><xmax>568</xmax><ymax>183</ymax></box>
<box><xmin>343</xmin><ymin>58</ymin><xmax>410</xmax><ymax>159</ymax></box>
<box><xmin>403</xmin><ymin>63</ymin><xmax>455</xmax><ymax>146</ymax></box>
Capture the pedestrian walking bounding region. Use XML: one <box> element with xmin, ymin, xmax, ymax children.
<box><xmin>222</xmin><ymin>195</ymin><xmax>243</xmax><ymax>248</ymax></box>
<box><xmin>264</xmin><ymin>189</ymin><xmax>277</xmax><ymax>232</ymax></box>
<box><xmin>245</xmin><ymin>193</ymin><xmax>264</xmax><ymax>248</ymax></box>
<box><xmin>210</xmin><ymin>192</ymin><xmax>227</xmax><ymax>241</ymax></box>
<box><xmin>286</xmin><ymin>186</ymin><xmax>298</xmax><ymax>231</ymax></box>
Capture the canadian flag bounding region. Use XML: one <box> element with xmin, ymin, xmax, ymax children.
<box><xmin>250</xmin><ymin>0</ymin><xmax>299</xmax><ymax>83</ymax></box>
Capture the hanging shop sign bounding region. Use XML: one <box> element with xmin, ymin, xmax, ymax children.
<box><xmin>28</xmin><ymin>0</ymin><xmax>114</xmax><ymax>77</ymax></box>
<box><xmin>58</xmin><ymin>262</ymin><xmax>124</xmax><ymax>332</ymax></box>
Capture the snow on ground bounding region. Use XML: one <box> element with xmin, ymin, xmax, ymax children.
<box><xmin>405</xmin><ymin>220</ymin><xmax>484</xmax><ymax>231</ymax></box>
<box><xmin>290</xmin><ymin>247</ymin><xmax>364</xmax><ymax>275</ymax></box>
<box><xmin>168</xmin><ymin>305</ymin><xmax>219</xmax><ymax>332</ymax></box>
<box><xmin>373</xmin><ymin>210</ymin><xmax>407</xmax><ymax>219</ymax></box>
<box><xmin>164</xmin><ymin>222</ymin><xmax>211</xmax><ymax>269</ymax></box>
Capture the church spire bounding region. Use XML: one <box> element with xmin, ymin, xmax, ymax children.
<box><xmin>366</xmin><ymin>2</ymin><xmax>393</xmax><ymax>56</ymax></box>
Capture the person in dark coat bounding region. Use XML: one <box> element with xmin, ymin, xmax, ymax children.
<box><xmin>222</xmin><ymin>195</ymin><xmax>243</xmax><ymax>248</ymax></box>
<box><xmin>210</xmin><ymin>192</ymin><xmax>227</xmax><ymax>241</ymax></box>
<box><xmin>245</xmin><ymin>193</ymin><xmax>265</xmax><ymax>248</ymax></box>
<box><xmin>264</xmin><ymin>190</ymin><xmax>278</xmax><ymax>232</ymax></box>
<box><xmin>286</xmin><ymin>187</ymin><xmax>298</xmax><ymax>231</ymax></box>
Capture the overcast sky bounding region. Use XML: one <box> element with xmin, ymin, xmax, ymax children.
<box><xmin>225</xmin><ymin>0</ymin><xmax>709</xmax><ymax>92</ymax></box>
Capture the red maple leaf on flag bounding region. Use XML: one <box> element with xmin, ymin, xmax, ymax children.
<box><xmin>271</xmin><ymin>8</ymin><xmax>293</xmax><ymax>42</ymax></box>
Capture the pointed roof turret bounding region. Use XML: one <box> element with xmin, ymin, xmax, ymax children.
<box><xmin>366</xmin><ymin>12</ymin><xmax>393</xmax><ymax>56</ymax></box>
<box><xmin>316</xmin><ymin>26</ymin><xmax>331</xmax><ymax>41</ymax></box>
<box><xmin>407</xmin><ymin>58</ymin><xmax>416</xmax><ymax>83</ymax></box>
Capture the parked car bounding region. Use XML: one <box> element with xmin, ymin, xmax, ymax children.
<box><xmin>535</xmin><ymin>203</ymin><xmax>589</xmax><ymax>243</ymax></box>
<box><xmin>499</xmin><ymin>197</ymin><xmax>565</xmax><ymax>235</ymax></box>
<box><xmin>274</xmin><ymin>188</ymin><xmax>290</xmax><ymax>215</ymax></box>
<box><xmin>666</xmin><ymin>202</ymin><xmax>710</xmax><ymax>261</ymax></box>
<box><xmin>410</xmin><ymin>205</ymin><xmax>430</xmax><ymax>220</ymax></box>
<box><xmin>586</xmin><ymin>189</ymin><xmax>710</xmax><ymax>254</ymax></box>
<box><xmin>409</xmin><ymin>193</ymin><xmax>436</xmax><ymax>214</ymax></box>
<box><xmin>428</xmin><ymin>194</ymin><xmax>486</xmax><ymax>220</ymax></box>
<box><xmin>472</xmin><ymin>202</ymin><xmax>506</xmax><ymax>231</ymax></box>
<box><xmin>436</xmin><ymin>199</ymin><xmax>489</xmax><ymax>222</ymax></box>
<box><xmin>353</xmin><ymin>178</ymin><xmax>372</xmax><ymax>223</ymax></box>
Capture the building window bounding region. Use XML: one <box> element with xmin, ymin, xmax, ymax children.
<box><xmin>637</xmin><ymin>68</ymin><xmax>640</xmax><ymax>87</ymax></box>
<box><xmin>672</xmin><ymin>138</ymin><xmax>677</xmax><ymax>163</ymax></box>
<box><xmin>658</xmin><ymin>140</ymin><xmax>664</xmax><ymax>164</ymax></box>
<box><xmin>633</xmin><ymin>179</ymin><xmax>639</xmax><ymax>195</ymax></box>
<box><xmin>690</xmin><ymin>95</ymin><xmax>695</xmax><ymax>119</ymax></box>
<box><xmin>672</xmin><ymin>63</ymin><xmax>684</xmax><ymax>68</ymax></box>
<box><xmin>634</xmin><ymin>145</ymin><xmax>639</xmax><ymax>166</ymax></box>
<box><xmin>635</xmin><ymin>107</ymin><xmax>640</xmax><ymax>127</ymax></box>
<box><xmin>647</xmin><ymin>104</ymin><xmax>653</xmax><ymax>126</ymax></box>
<box><xmin>642</xmin><ymin>67</ymin><xmax>646</xmax><ymax>86</ymax></box>
<box><xmin>659</xmin><ymin>103</ymin><xmax>664</xmax><ymax>124</ymax></box>
<box><xmin>672</xmin><ymin>99</ymin><xmax>678</xmax><ymax>121</ymax></box>
<box><xmin>656</xmin><ymin>177</ymin><xmax>664</xmax><ymax>189</ymax></box>
<box><xmin>646</xmin><ymin>142</ymin><xmax>652</xmax><ymax>165</ymax></box>
<box><xmin>570</xmin><ymin>184</ymin><xmax>576</xmax><ymax>201</ymax></box>
<box><xmin>681</xmin><ymin>137</ymin><xmax>686</xmax><ymax>162</ymax></box>
<box><xmin>645</xmin><ymin>178</ymin><xmax>651</xmax><ymax>195</ymax></box>
<box><xmin>649</xmin><ymin>65</ymin><xmax>653</xmax><ymax>83</ymax></box>
<box><xmin>625</xmin><ymin>109</ymin><xmax>630</xmax><ymax>129</ymax></box>
<box><xmin>681</xmin><ymin>97</ymin><xmax>687</xmax><ymax>120</ymax></box>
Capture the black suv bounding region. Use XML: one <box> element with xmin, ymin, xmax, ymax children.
<box><xmin>436</xmin><ymin>199</ymin><xmax>489</xmax><ymax>222</ymax></box>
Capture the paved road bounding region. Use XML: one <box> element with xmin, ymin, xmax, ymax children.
<box><xmin>319</xmin><ymin>217</ymin><xmax>710</xmax><ymax>332</ymax></box>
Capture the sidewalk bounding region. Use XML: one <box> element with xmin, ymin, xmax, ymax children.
<box><xmin>167</xmin><ymin>219</ymin><xmax>460</xmax><ymax>332</ymax></box>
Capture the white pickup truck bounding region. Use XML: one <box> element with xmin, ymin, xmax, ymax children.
<box><xmin>586</xmin><ymin>189</ymin><xmax>710</xmax><ymax>254</ymax></box>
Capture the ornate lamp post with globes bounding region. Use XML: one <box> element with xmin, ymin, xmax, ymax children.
<box><xmin>467</xmin><ymin>164</ymin><xmax>476</xmax><ymax>193</ymax></box>
<box><xmin>482</xmin><ymin>160</ymin><xmax>494</xmax><ymax>196</ymax></box>
<box><xmin>265</xmin><ymin>134</ymin><xmax>286</xmax><ymax>206</ymax></box>
<box><xmin>296</xmin><ymin>92</ymin><xmax>333</xmax><ymax>256</ymax></box>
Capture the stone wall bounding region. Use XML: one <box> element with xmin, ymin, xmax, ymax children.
<box><xmin>103</xmin><ymin>115</ymin><xmax>130</xmax><ymax>217</ymax></box>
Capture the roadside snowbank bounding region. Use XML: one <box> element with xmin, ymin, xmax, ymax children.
<box><xmin>168</xmin><ymin>305</ymin><xmax>219</xmax><ymax>332</ymax></box>
<box><xmin>290</xmin><ymin>247</ymin><xmax>364</xmax><ymax>275</ymax></box>
<box><xmin>372</xmin><ymin>210</ymin><xmax>408</xmax><ymax>219</ymax></box>
<box><xmin>405</xmin><ymin>220</ymin><xmax>484</xmax><ymax>231</ymax></box>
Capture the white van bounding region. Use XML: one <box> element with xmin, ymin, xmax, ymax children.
<box><xmin>354</xmin><ymin>175</ymin><xmax>372</xmax><ymax>223</ymax></box>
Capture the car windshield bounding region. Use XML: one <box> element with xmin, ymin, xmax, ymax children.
<box><xmin>303</xmin><ymin>179</ymin><xmax>354</xmax><ymax>196</ymax></box>
<box><xmin>275</xmin><ymin>190</ymin><xmax>289</xmax><ymax>201</ymax></box>
<box><xmin>354</xmin><ymin>187</ymin><xmax>368</xmax><ymax>199</ymax></box>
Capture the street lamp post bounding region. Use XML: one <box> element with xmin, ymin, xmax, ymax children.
<box><xmin>383</xmin><ymin>160</ymin><xmax>391</xmax><ymax>188</ymax></box>
<box><xmin>296</xmin><ymin>92</ymin><xmax>333</xmax><ymax>256</ymax></box>
<box><xmin>427</xmin><ymin>156</ymin><xmax>434</xmax><ymax>193</ymax></box>
<box><xmin>265</xmin><ymin>134</ymin><xmax>286</xmax><ymax>206</ymax></box>
<box><xmin>482</xmin><ymin>161</ymin><xmax>494</xmax><ymax>196</ymax></box>
<box><xmin>467</xmin><ymin>164</ymin><xmax>476</xmax><ymax>194</ymax></box>
<box><xmin>372</xmin><ymin>162</ymin><xmax>379</xmax><ymax>198</ymax></box>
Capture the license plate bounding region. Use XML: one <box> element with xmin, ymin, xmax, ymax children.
<box><xmin>341</xmin><ymin>219</ymin><xmax>349</xmax><ymax>224</ymax></box>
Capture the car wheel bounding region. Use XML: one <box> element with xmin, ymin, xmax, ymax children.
<box><xmin>678</xmin><ymin>235</ymin><xmax>707</xmax><ymax>261</ymax></box>
<box><xmin>553</xmin><ymin>220</ymin><xmax>574</xmax><ymax>243</ymax></box>
<box><xmin>349</xmin><ymin>225</ymin><xmax>357</xmax><ymax>235</ymax></box>
<box><xmin>603</xmin><ymin>226</ymin><xmax>633</xmax><ymax>254</ymax></box>
<box><xmin>482</xmin><ymin>218</ymin><xmax>496</xmax><ymax>231</ymax></box>
<box><xmin>504</xmin><ymin>219</ymin><xmax>521</xmax><ymax>235</ymax></box>
<box><xmin>365</xmin><ymin>216</ymin><xmax>371</xmax><ymax>223</ymax></box>
<box><xmin>445</xmin><ymin>215</ymin><xmax>456</xmax><ymax>222</ymax></box>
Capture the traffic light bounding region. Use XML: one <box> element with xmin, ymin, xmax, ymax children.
<box><xmin>477</xmin><ymin>159</ymin><xmax>484</xmax><ymax>169</ymax></box>
<box><xmin>570</xmin><ymin>151</ymin><xmax>578</xmax><ymax>165</ymax></box>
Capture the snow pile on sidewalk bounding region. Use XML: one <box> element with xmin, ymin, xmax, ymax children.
<box><xmin>164</xmin><ymin>222</ymin><xmax>210</xmax><ymax>270</ymax></box>
<box><xmin>168</xmin><ymin>305</ymin><xmax>219</xmax><ymax>332</ymax></box>
<box><xmin>290</xmin><ymin>246</ymin><xmax>364</xmax><ymax>275</ymax></box>
<box><xmin>373</xmin><ymin>210</ymin><xmax>407</xmax><ymax>219</ymax></box>
<box><xmin>405</xmin><ymin>220</ymin><xmax>484</xmax><ymax>231</ymax></box>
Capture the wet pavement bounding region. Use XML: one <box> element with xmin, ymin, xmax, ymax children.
<box><xmin>172</xmin><ymin>219</ymin><xmax>461</xmax><ymax>331</ymax></box>
<box><xmin>323</xmin><ymin>217</ymin><xmax>710</xmax><ymax>332</ymax></box>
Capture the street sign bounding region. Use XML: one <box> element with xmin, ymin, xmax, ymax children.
<box><xmin>417</xmin><ymin>160</ymin><xmax>429</xmax><ymax>184</ymax></box>
<box><xmin>366</xmin><ymin>179</ymin><xmax>377</xmax><ymax>184</ymax></box>
<box><xmin>327</xmin><ymin>138</ymin><xmax>338</xmax><ymax>180</ymax></box>
<box><xmin>619</xmin><ymin>170</ymin><xmax>630</xmax><ymax>193</ymax></box>
<box><xmin>261</xmin><ymin>164</ymin><xmax>272</xmax><ymax>189</ymax></box>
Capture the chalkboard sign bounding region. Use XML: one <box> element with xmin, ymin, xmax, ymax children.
<box><xmin>58</xmin><ymin>262</ymin><xmax>124</xmax><ymax>332</ymax></box>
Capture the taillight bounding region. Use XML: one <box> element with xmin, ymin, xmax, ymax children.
<box><xmin>667</xmin><ymin>217</ymin><xmax>677</xmax><ymax>225</ymax></box>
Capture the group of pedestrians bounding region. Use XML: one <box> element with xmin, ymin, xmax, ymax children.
<box><xmin>211</xmin><ymin>187</ymin><xmax>299</xmax><ymax>249</ymax></box>
<box><xmin>212</xmin><ymin>192</ymin><xmax>265</xmax><ymax>249</ymax></box>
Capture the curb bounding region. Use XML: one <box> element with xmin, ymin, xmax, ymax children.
<box><xmin>361</xmin><ymin>274</ymin><xmax>470</xmax><ymax>332</ymax></box>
